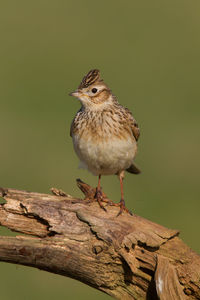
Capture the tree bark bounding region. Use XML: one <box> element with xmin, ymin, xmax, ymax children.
<box><xmin>0</xmin><ymin>181</ymin><xmax>199</xmax><ymax>300</ymax></box>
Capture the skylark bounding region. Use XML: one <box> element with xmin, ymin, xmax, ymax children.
<box><xmin>70</xmin><ymin>69</ymin><xmax>140</xmax><ymax>215</ymax></box>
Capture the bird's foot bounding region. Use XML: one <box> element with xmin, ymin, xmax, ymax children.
<box><xmin>110</xmin><ymin>199</ymin><xmax>133</xmax><ymax>216</ymax></box>
<box><xmin>95</xmin><ymin>188</ymin><xmax>107</xmax><ymax>212</ymax></box>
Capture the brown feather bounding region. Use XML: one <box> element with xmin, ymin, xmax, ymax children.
<box><xmin>124</xmin><ymin>107</ymin><xmax>140</xmax><ymax>141</ymax></box>
<box><xmin>126</xmin><ymin>163</ymin><xmax>141</xmax><ymax>174</ymax></box>
<box><xmin>78</xmin><ymin>69</ymin><xmax>100</xmax><ymax>89</ymax></box>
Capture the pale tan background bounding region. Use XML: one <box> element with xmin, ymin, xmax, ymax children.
<box><xmin>0</xmin><ymin>1</ymin><xmax>200</xmax><ymax>299</ymax></box>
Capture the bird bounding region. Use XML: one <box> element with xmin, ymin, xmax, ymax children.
<box><xmin>69</xmin><ymin>69</ymin><xmax>140</xmax><ymax>215</ymax></box>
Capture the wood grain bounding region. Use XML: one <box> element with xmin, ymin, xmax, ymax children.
<box><xmin>0</xmin><ymin>183</ymin><xmax>199</xmax><ymax>299</ymax></box>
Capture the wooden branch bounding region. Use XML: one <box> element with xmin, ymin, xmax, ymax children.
<box><xmin>0</xmin><ymin>181</ymin><xmax>200</xmax><ymax>300</ymax></box>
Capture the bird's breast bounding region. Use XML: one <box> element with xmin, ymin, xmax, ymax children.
<box><xmin>72</xmin><ymin>119</ymin><xmax>137</xmax><ymax>175</ymax></box>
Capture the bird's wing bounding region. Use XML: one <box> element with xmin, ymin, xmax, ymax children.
<box><xmin>70</xmin><ymin>120</ymin><xmax>74</xmax><ymax>137</ymax></box>
<box><xmin>124</xmin><ymin>107</ymin><xmax>140</xmax><ymax>141</ymax></box>
<box><xmin>70</xmin><ymin>109</ymin><xmax>82</xmax><ymax>137</ymax></box>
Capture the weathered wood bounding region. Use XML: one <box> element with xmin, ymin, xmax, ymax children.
<box><xmin>0</xmin><ymin>183</ymin><xmax>199</xmax><ymax>299</ymax></box>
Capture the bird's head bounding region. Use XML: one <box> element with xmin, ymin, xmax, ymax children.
<box><xmin>70</xmin><ymin>69</ymin><xmax>114</xmax><ymax>110</ymax></box>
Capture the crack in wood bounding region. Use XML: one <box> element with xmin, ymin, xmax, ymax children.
<box><xmin>0</xmin><ymin>181</ymin><xmax>199</xmax><ymax>299</ymax></box>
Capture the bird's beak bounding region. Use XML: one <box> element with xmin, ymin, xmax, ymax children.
<box><xmin>69</xmin><ymin>90</ymin><xmax>80</xmax><ymax>98</ymax></box>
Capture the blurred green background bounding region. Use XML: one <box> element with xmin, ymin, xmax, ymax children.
<box><xmin>0</xmin><ymin>0</ymin><xmax>200</xmax><ymax>299</ymax></box>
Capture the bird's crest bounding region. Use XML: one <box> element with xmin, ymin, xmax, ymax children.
<box><xmin>78</xmin><ymin>69</ymin><xmax>101</xmax><ymax>89</ymax></box>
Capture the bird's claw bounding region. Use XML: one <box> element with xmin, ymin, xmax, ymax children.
<box><xmin>116</xmin><ymin>199</ymin><xmax>133</xmax><ymax>217</ymax></box>
<box><xmin>95</xmin><ymin>189</ymin><xmax>107</xmax><ymax>212</ymax></box>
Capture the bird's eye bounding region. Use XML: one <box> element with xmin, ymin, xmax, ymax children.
<box><xmin>91</xmin><ymin>88</ymin><xmax>98</xmax><ymax>94</ymax></box>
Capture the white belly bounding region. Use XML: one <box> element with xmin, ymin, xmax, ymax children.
<box><xmin>73</xmin><ymin>134</ymin><xmax>137</xmax><ymax>176</ymax></box>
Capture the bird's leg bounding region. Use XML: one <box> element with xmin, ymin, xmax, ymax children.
<box><xmin>95</xmin><ymin>175</ymin><xmax>107</xmax><ymax>212</ymax></box>
<box><xmin>117</xmin><ymin>171</ymin><xmax>133</xmax><ymax>216</ymax></box>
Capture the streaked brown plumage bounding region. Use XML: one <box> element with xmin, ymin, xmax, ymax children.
<box><xmin>70</xmin><ymin>69</ymin><xmax>140</xmax><ymax>215</ymax></box>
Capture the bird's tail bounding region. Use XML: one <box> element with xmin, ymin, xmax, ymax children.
<box><xmin>126</xmin><ymin>163</ymin><xmax>141</xmax><ymax>174</ymax></box>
